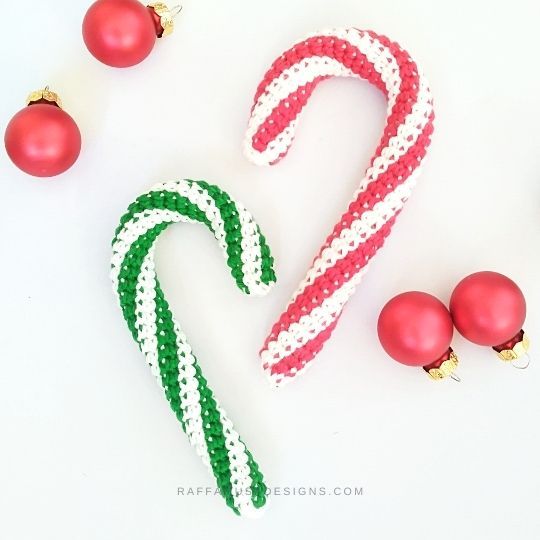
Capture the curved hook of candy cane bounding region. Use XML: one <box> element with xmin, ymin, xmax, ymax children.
<box><xmin>110</xmin><ymin>179</ymin><xmax>276</xmax><ymax>516</ymax></box>
<box><xmin>244</xmin><ymin>28</ymin><xmax>435</xmax><ymax>387</ymax></box>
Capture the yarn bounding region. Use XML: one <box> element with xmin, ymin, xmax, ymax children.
<box><xmin>111</xmin><ymin>179</ymin><xmax>276</xmax><ymax>516</ymax></box>
<box><xmin>244</xmin><ymin>28</ymin><xmax>435</xmax><ymax>386</ymax></box>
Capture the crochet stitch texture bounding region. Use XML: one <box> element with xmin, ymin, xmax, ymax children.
<box><xmin>111</xmin><ymin>179</ymin><xmax>276</xmax><ymax>516</ymax></box>
<box><xmin>244</xmin><ymin>28</ymin><xmax>435</xmax><ymax>386</ymax></box>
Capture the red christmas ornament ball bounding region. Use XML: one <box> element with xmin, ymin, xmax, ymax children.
<box><xmin>83</xmin><ymin>0</ymin><xmax>157</xmax><ymax>67</ymax></box>
<box><xmin>5</xmin><ymin>103</ymin><xmax>81</xmax><ymax>177</ymax></box>
<box><xmin>450</xmin><ymin>271</ymin><xmax>526</xmax><ymax>346</ymax></box>
<box><xmin>377</xmin><ymin>292</ymin><xmax>454</xmax><ymax>367</ymax></box>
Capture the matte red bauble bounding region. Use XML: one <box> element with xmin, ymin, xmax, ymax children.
<box><xmin>450</xmin><ymin>271</ymin><xmax>529</xmax><ymax>360</ymax></box>
<box><xmin>82</xmin><ymin>0</ymin><xmax>177</xmax><ymax>67</ymax></box>
<box><xmin>4</xmin><ymin>88</ymin><xmax>81</xmax><ymax>178</ymax></box>
<box><xmin>378</xmin><ymin>291</ymin><xmax>458</xmax><ymax>380</ymax></box>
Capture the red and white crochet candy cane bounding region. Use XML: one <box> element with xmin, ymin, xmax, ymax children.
<box><xmin>244</xmin><ymin>28</ymin><xmax>435</xmax><ymax>386</ymax></box>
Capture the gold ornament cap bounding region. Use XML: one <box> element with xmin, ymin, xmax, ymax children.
<box><xmin>148</xmin><ymin>3</ymin><xmax>180</xmax><ymax>37</ymax></box>
<box><xmin>424</xmin><ymin>350</ymin><xmax>459</xmax><ymax>381</ymax></box>
<box><xmin>494</xmin><ymin>331</ymin><xmax>530</xmax><ymax>362</ymax></box>
<box><xmin>26</xmin><ymin>86</ymin><xmax>62</xmax><ymax>108</ymax></box>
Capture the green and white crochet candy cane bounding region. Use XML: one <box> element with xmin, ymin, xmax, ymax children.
<box><xmin>110</xmin><ymin>179</ymin><xmax>276</xmax><ymax>516</ymax></box>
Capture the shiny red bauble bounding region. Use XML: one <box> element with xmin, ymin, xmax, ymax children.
<box><xmin>377</xmin><ymin>291</ymin><xmax>454</xmax><ymax>367</ymax></box>
<box><xmin>83</xmin><ymin>0</ymin><xmax>159</xmax><ymax>67</ymax></box>
<box><xmin>5</xmin><ymin>95</ymin><xmax>81</xmax><ymax>178</ymax></box>
<box><xmin>450</xmin><ymin>271</ymin><xmax>526</xmax><ymax>346</ymax></box>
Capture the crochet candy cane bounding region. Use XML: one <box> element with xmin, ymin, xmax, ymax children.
<box><xmin>244</xmin><ymin>28</ymin><xmax>435</xmax><ymax>386</ymax></box>
<box><xmin>111</xmin><ymin>179</ymin><xmax>276</xmax><ymax>516</ymax></box>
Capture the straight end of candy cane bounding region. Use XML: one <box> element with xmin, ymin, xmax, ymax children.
<box><xmin>261</xmin><ymin>348</ymin><xmax>310</xmax><ymax>388</ymax></box>
<box><xmin>237</xmin><ymin>501</ymin><xmax>267</xmax><ymax>519</ymax></box>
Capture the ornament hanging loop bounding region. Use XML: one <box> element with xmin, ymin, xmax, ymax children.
<box><xmin>512</xmin><ymin>353</ymin><xmax>531</xmax><ymax>370</ymax></box>
<box><xmin>171</xmin><ymin>4</ymin><xmax>183</xmax><ymax>17</ymax></box>
<box><xmin>450</xmin><ymin>372</ymin><xmax>462</xmax><ymax>382</ymax></box>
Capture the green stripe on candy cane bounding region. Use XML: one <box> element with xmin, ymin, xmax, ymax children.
<box><xmin>110</xmin><ymin>179</ymin><xmax>275</xmax><ymax>516</ymax></box>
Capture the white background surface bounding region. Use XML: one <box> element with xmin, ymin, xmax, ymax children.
<box><xmin>1</xmin><ymin>0</ymin><xmax>539</xmax><ymax>538</ymax></box>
